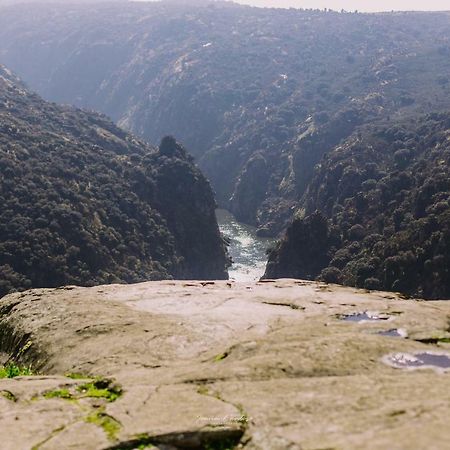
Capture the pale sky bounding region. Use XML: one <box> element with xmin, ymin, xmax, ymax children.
<box><xmin>232</xmin><ymin>1</ymin><xmax>450</xmax><ymax>11</ymax></box>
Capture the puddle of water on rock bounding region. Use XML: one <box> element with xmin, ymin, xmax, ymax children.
<box><xmin>341</xmin><ymin>311</ymin><xmax>391</xmax><ymax>322</ymax></box>
<box><xmin>383</xmin><ymin>352</ymin><xmax>450</xmax><ymax>372</ymax></box>
<box><xmin>378</xmin><ymin>328</ymin><xmax>408</xmax><ymax>338</ymax></box>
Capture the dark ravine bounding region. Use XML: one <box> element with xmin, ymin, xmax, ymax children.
<box><xmin>0</xmin><ymin>65</ymin><xmax>228</xmax><ymax>297</ymax></box>
<box><xmin>2</xmin><ymin>2</ymin><xmax>450</xmax><ymax>235</ymax></box>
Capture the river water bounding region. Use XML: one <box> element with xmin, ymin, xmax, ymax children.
<box><xmin>216</xmin><ymin>209</ymin><xmax>275</xmax><ymax>282</ymax></box>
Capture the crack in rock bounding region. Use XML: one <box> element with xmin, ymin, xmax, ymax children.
<box><xmin>105</xmin><ymin>427</ymin><xmax>245</xmax><ymax>450</ymax></box>
<box><xmin>262</xmin><ymin>301</ymin><xmax>305</xmax><ymax>311</ymax></box>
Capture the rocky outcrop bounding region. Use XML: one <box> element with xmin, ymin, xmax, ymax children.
<box><xmin>1</xmin><ymin>280</ymin><xmax>450</xmax><ymax>449</ymax></box>
<box><xmin>0</xmin><ymin>66</ymin><xmax>228</xmax><ymax>297</ymax></box>
<box><xmin>229</xmin><ymin>153</ymin><xmax>270</xmax><ymax>225</ymax></box>
<box><xmin>264</xmin><ymin>211</ymin><xmax>338</xmax><ymax>280</ymax></box>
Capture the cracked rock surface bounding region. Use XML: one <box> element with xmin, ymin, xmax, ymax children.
<box><xmin>1</xmin><ymin>279</ymin><xmax>450</xmax><ymax>449</ymax></box>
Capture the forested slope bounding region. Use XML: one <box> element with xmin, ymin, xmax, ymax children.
<box><xmin>265</xmin><ymin>113</ymin><xmax>450</xmax><ymax>299</ymax></box>
<box><xmin>1</xmin><ymin>2</ymin><xmax>450</xmax><ymax>234</ymax></box>
<box><xmin>0</xmin><ymin>65</ymin><xmax>228</xmax><ymax>297</ymax></box>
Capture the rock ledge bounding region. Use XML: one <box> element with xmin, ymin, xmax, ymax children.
<box><xmin>1</xmin><ymin>279</ymin><xmax>450</xmax><ymax>449</ymax></box>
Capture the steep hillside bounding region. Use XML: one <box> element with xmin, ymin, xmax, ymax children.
<box><xmin>1</xmin><ymin>2</ymin><xmax>450</xmax><ymax>233</ymax></box>
<box><xmin>0</xmin><ymin>65</ymin><xmax>228</xmax><ymax>297</ymax></box>
<box><xmin>265</xmin><ymin>113</ymin><xmax>450</xmax><ymax>299</ymax></box>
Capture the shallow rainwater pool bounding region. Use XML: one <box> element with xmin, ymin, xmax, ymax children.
<box><xmin>216</xmin><ymin>209</ymin><xmax>275</xmax><ymax>282</ymax></box>
<box><xmin>341</xmin><ymin>311</ymin><xmax>391</xmax><ymax>322</ymax></box>
<box><xmin>377</xmin><ymin>329</ymin><xmax>407</xmax><ymax>338</ymax></box>
<box><xmin>384</xmin><ymin>352</ymin><xmax>450</xmax><ymax>371</ymax></box>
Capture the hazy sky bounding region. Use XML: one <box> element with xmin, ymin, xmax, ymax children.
<box><xmin>1</xmin><ymin>1</ymin><xmax>448</xmax><ymax>11</ymax></box>
<box><xmin>233</xmin><ymin>1</ymin><xmax>450</xmax><ymax>11</ymax></box>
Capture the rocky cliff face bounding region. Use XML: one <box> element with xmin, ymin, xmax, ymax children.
<box><xmin>0</xmin><ymin>66</ymin><xmax>228</xmax><ymax>297</ymax></box>
<box><xmin>1</xmin><ymin>280</ymin><xmax>450</xmax><ymax>449</ymax></box>
<box><xmin>1</xmin><ymin>2</ymin><xmax>450</xmax><ymax>233</ymax></box>
<box><xmin>265</xmin><ymin>113</ymin><xmax>450</xmax><ymax>299</ymax></box>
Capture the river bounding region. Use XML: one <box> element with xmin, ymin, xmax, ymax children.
<box><xmin>216</xmin><ymin>209</ymin><xmax>275</xmax><ymax>282</ymax></box>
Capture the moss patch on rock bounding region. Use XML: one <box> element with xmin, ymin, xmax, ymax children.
<box><xmin>0</xmin><ymin>363</ymin><xmax>33</xmax><ymax>379</ymax></box>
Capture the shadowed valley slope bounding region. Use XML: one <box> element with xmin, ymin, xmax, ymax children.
<box><xmin>0</xmin><ymin>66</ymin><xmax>228</xmax><ymax>297</ymax></box>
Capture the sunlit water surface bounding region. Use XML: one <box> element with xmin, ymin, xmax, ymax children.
<box><xmin>216</xmin><ymin>209</ymin><xmax>275</xmax><ymax>282</ymax></box>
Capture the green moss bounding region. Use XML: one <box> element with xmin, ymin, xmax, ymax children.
<box><xmin>197</xmin><ymin>385</ymin><xmax>210</xmax><ymax>396</ymax></box>
<box><xmin>77</xmin><ymin>378</ymin><xmax>122</xmax><ymax>402</ymax></box>
<box><xmin>213</xmin><ymin>352</ymin><xmax>229</xmax><ymax>362</ymax></box>
<box><xmin>129</xmin><ymin>435</ymin><xmax>155</xmax><ymax>449</ymax></box>
<box><xmin>1</xmin><ymin>390</ymin><xmax>17</xmax><ymax>402</ymax></box>
<box><xmin>44</xmin><ymin>389</ymin><xmax>73</xmax><ymax>400</ymax></box>
<box><xmin>85</xmin><ymin>409</ymin><xmax>121</xmax><ymax>441</ymax></box>
<box><xmin>65</xmin><ymin>372</ymin><xmax>88</xmax><ymax>380</ymax></box>
<box><xmin>0</xmin><ymin>363</ymin><xmax>33</xmax><ymax>379</ymax></box>
<box><xmin>237</xmin><ymin>414</ymin><xmax>248</xmax><ymax>425</ymax></box>
<box><xmin>130</xmin><ymin>437</ymin><xmax>155</xmax><ymax>450</ymax></box>
<box><xmin>39</xmin><ymin>377</ymin><xmax>122</xmax><ymax>403</ymax></box>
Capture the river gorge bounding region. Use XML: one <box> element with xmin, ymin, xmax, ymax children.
<box><xmin>216</xmin><ymin>209</ymin><xmax>275</xmax><ymax>282</ymax></box>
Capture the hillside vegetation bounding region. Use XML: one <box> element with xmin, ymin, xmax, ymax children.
<box><xmin>1</xmin><ymin>2</ymin><xmax>450</xmax><ymax>297</ymax></box>
<box><xmin>1</xmin><ymin>2</ymin><xmax>450</xmax><ymax>234</ymax></box>
<box><xmin>0</xmin><ymin>65</ymin><xmax>228</xmax><ymax>297</ymax></box>
<box><xmin>265</xmin><ymin>113</ymin><xmax>450</xmax><ymax>299</ymax></box>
